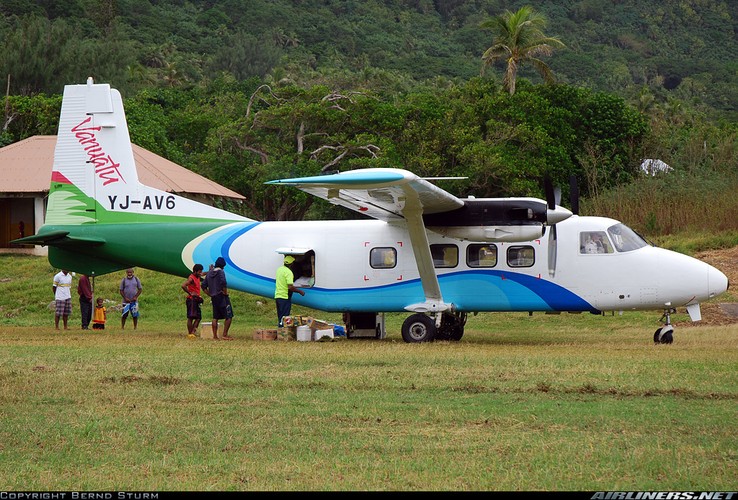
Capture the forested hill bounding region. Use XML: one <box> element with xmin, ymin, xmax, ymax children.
<box><xmin>1</xmin><ymin>0</ymin><xmax>736</xmax><ymax>118</ymax></box>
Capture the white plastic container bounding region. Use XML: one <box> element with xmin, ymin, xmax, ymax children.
<box><xmin>314</xmin><ymin>328</ymin><xmax>334</xmax><ymax>341</ymax></box>
<box><xmin>296</xmin><ymin>325</ymin><xmax>311</xmax><ymax>342</ymax></box>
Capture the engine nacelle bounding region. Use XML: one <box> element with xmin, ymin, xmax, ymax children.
<box><xmin>422</xmin><ymin>197</ymin><xmax>570</xmax><ymax>242</ymax></box>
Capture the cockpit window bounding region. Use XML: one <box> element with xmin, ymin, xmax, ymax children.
<box><xmin>607</xmin><ymin>223</ymin><xmax>648</xmax><ymax>252</ymax></box>
<box><xmin>580</xmin><ymin>231</ymin><xmax>614</xmax><ymax>254</ymax></box>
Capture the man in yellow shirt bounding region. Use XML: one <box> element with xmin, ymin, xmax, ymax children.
<box><xmin>275</xmin><ymin>255</ymin><xmax>305</xmax><ymax>328</ymax></box>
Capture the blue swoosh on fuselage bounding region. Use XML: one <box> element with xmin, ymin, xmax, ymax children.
<box><xmin>191</xmin><ymin>224</ymin><xmax>596</xmax><ymax>313</ymax></box>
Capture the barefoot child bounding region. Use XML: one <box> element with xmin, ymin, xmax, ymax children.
<box><xmin>92</xmin><ymin>298</ymin><xmax>107</xmax><ymax>330</ymax></box>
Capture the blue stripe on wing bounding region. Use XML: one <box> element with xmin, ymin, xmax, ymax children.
<box><xmin>265</xmin><ymin>169</ymin><xmax>407</xmax><ymax>186</ymax></box>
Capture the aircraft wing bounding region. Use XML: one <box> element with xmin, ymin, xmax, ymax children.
<box><xmin>266</xmin><ymin>168</ymin><xmax>464</xmax><ymax>221</ymax></box>
<box><xmin>267</xmin><ymin>168</ymin><xmax>457</xmax><ymax>312</ymax></box>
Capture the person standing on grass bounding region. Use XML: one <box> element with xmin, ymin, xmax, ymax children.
<box><xmin>77</xmin><ymin>273</ymin><xmax>93</xmax><ymax>330</ymax></box>
<box><xmin>52</xmin><ymin>269</ymin><xmax>73</xmax><ymax>330</ymax></box>
<box><xmin>202</xmin><ymin>257</ymin><xmax>234</xmax><ymax>340</ymax></box>
<box><xmin>181</xmin><ymin>263</ymin><xmax>204</xmax><ymax>338</ymax></box>
<box><xmin>92</xmin><ymin>297</ymin><xmax>107</xmax><ymax>330</ymax></box>
<box><xmin>275</xmin><ymin>255</ymin><xmax>305</xmax><ymax>328</ymax></box>
<box><xmin>120</xmin><ymin>268</ymin><xmax>142</xmax><ymax>330</ymax></box>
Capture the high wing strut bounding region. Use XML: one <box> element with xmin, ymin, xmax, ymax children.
<box><xmin>400</xmin><ymin>183</ymin><xmax>452</xmax><ymax>313</ymax></box>
<box><xmin>266</xmin><ymin>168</ymin><xmax>457</xmax><ymax>313</ymax></box>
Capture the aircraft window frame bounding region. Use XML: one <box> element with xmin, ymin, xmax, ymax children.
<box><xmin>467</xmin><ymin>244</ymin><xmax>498</xmax><ymax>268</ymax></box>
<box><xmin>370</xmin><ymin>247</ymin><xmax>397</xmax><ymax>269</ymax></box>
<box><xmin>607</xmin><ymin>223</ymin><xmax>648</xmax><ymax>253</ymax></box>
<box><xmin>507</xmin><ymin>245</ymin><xmax>535</xmax><ymax>268</ymax></box>
<box><xmin>430</xmin><ymin>244</ymin><xmax>459</xmax><ymax>268</ymax></box>
<box><xmin>579</xmin><ymin>231</ymin><xmax>614</xmax><ymax>254</ymax></box>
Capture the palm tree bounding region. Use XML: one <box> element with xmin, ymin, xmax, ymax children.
<box><xmin>480</xmin><ymin>6</ymin><xmax>565</xmax><ymax>95</ymax></box>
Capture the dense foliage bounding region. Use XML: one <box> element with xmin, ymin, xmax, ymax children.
<box><xmin>1</xmin><ymin>1</ymin><xmax>736</xmax><ymax>236</ymax></box>
<box><xmin>1</xmin><ymin>77</ymin><xmax>652</xmax><ymax>220</ymax></box>
<box><xmin>1</xmin><ymin>0</ymin><xmax>736</xmax><ymax>119</ymax></box>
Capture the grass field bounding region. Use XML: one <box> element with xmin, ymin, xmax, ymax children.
<box><xmin>0</xmin><ymin>255</ymin><xmax>736</xmax><ymax>491</ymax></box>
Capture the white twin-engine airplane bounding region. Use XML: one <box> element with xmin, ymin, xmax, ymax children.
<box><xmin>15</xmin><ymin>79</ymin><xmax>729</xmax><ymax>343</ymax></box>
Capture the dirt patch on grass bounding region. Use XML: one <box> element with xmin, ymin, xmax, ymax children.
<box><xmin>677</xmin><ymin>246</ymin><xmax>738</xmax><ymax>326</ymax></box>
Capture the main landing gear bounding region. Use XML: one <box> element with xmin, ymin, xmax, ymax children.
<box><xmin>401</xmin><ymin>311</ymin><xmax>467</xmax><ymax>343</ymax></box>
<box><xmin>653</xmin><ymin>308</ymin><xmax>675</xmax><ymax>344</ymax></box>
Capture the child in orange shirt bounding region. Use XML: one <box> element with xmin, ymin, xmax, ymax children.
<box><xmin>92</xmin><ymin>297</ymin><xmax>107</xmax><ymax>330</ymax></box>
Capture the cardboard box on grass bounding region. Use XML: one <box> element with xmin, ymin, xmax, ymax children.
<box><xmin>284</xmin><ymin>315</ymin><xmax>310</xmax><ymax>327</ymax></box>
<box><xmin>307</xmin><ymin>317</ymin><xmax>332</xmax><ymax>332</ymax></box>
<box><xmin>253</xmin><ymin>329</ymin><xmax>278</xmax><ymax>340</ymax></box>
<box><xmin>277</xmin><ymin>326</ymin><xmax>296</xmax><ymax>341</ymax></box>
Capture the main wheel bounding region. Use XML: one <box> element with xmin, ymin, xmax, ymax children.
<box><xmin>401</xmin><ymin>314</ymin><xmax>436</xmax><ymax>343</ymax></box>
<box><xmin>448</xmin><ymin>325</ymin><xmax>464</xmax><ymax>341</ymax></box>
<box><xmin>435</xmin><ymin>312</ymin><xmax>466</xmax><ymax>341</ymax></box>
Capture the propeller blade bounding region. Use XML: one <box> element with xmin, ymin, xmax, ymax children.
<box><xmin>544</xmin><ymin>174</ymin><xmax>573</xmax><ymax>225</ymax></box>
<box><xmin>544</xmin><ymin>176</ymin><xmax>555</xmax><ymax>210</ymax></box>
<box><xmin>569</xmin><ymin>175</ymin><xmax>579</xmax><ymax>215</ymax></box>
<box><xmin>548</xmin><ymin>224</ymin><xmax>557</xmax><ymax>277</ymax></box>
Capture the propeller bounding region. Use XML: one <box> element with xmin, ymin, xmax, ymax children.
<box><xmin>544</xmin><ymin>176</ymin><xmax>571</xmax><ymax>225</ymax></box>
<box><xmin>546</xmin><ymin>174</ymin><xmax>580</xmax><ymax>277</ymax></box>
<box><xmin>544</xmin><ymin>176</ymin><xmax>555</xmax><ymax>211</ymax></box>
<box><xmin>569</xmin><ymin>175</ymin><xmax>579</xmax><ymax>215</ymax></box>
<box><xmin>544</xmin><ymin>175</ymin><xmax>558</xmax><ymax>277</ymax></box>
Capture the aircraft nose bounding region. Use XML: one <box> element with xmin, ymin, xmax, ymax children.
<box><xmin>708</xmin><ymin>264</ymin><xmax>729</xmax><ymax>298</ymax></box>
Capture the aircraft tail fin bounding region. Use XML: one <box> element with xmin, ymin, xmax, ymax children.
<box><xmin>46</xmin><ymin>78</ymin><xmax>248</xmax><ymax>226</ymax></box>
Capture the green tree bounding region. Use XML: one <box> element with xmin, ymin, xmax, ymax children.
<box><xmin>0</xmin><ymin>14</ymin><xmax>137</xmax><ymax>95</ymax></box>
<box><xmin>480</xmin><ymin>6</ymin><xmax>565</xmax><ymax>96</ymax></box>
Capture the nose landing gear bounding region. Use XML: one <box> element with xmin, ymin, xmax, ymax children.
<box><xmin>653</xmin><ymin>308</ymin><xmax>675</xmax><ymax>344</ymax></box>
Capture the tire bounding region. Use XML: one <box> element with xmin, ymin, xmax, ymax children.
<box><xmin>449</xmin><ymin>326</ymin><xmax>464</xmax><ymax>341</ymax></box>
<box><xmin>434</xmin><ymin>329</ymin><xmax>451</xmax><ymax>341</ymax></box>
<box><xmin>653</xmin><ymin>327</ymin><xmax>662</xmax><ymax>344</ymax></box>
<box><xmin>401</xmin><ymin>314</ymin><xmax>436</xmax><ymax>343</ymax></box>
<box><xmin>436</xmin><ymin>312</ymin><xmax>466</xmax><ymax>341</ymax></box>
<box><xmin>654</xmin><ymin>327</ymin><xmax>674</xmax><ymax>344</ymax></box>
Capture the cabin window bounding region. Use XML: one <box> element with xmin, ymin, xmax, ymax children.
<box><xmin>507</xmin><ymin>245</ymin><xmax>535</xmax><ymax>267</ymax></box>
<box><xmin>467</xmin><ymin>244</ymin><xmax>498</xmax><ymax>268</ymax></box>
<box><xmin>430</xmin><ymin>244</ymin><xmax>458</xmax><ymax>268</ymax></box>
<box><xmin>370</xmin><ymin>247</ymin><xmax>397</xmax><ymax>269</ymax></box>
<box><xmin>579</xmin><ymin>231</ymin><xmax>613</xmax><ymax>254</ymax></box>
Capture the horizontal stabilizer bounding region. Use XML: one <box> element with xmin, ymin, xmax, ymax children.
<box><xmin>11</xmin><ymin>231</ymin><xmax>105</xmax><ymax>247</ymax></box>
<box><xmin>11</xmin><ymin>230</ymin><xmax>70</xmax><ymax>245</ymax></box>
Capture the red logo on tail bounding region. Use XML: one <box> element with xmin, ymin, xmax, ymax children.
<box><xmin>71</xmin><ymin>117</ymin><xmax>126</xmax><ymax>186</ymax></box>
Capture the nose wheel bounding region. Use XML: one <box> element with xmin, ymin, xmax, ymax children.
<box><xmin>653</xmin><ymin>308</ymin><xmax>675</xmax><ymax>344</ymax></box>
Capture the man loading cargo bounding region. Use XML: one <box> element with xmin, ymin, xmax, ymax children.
<box><xmin>275</xmin><ymin>255</ymin><xmax>306</xmax><ymax>328</ymax></box>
